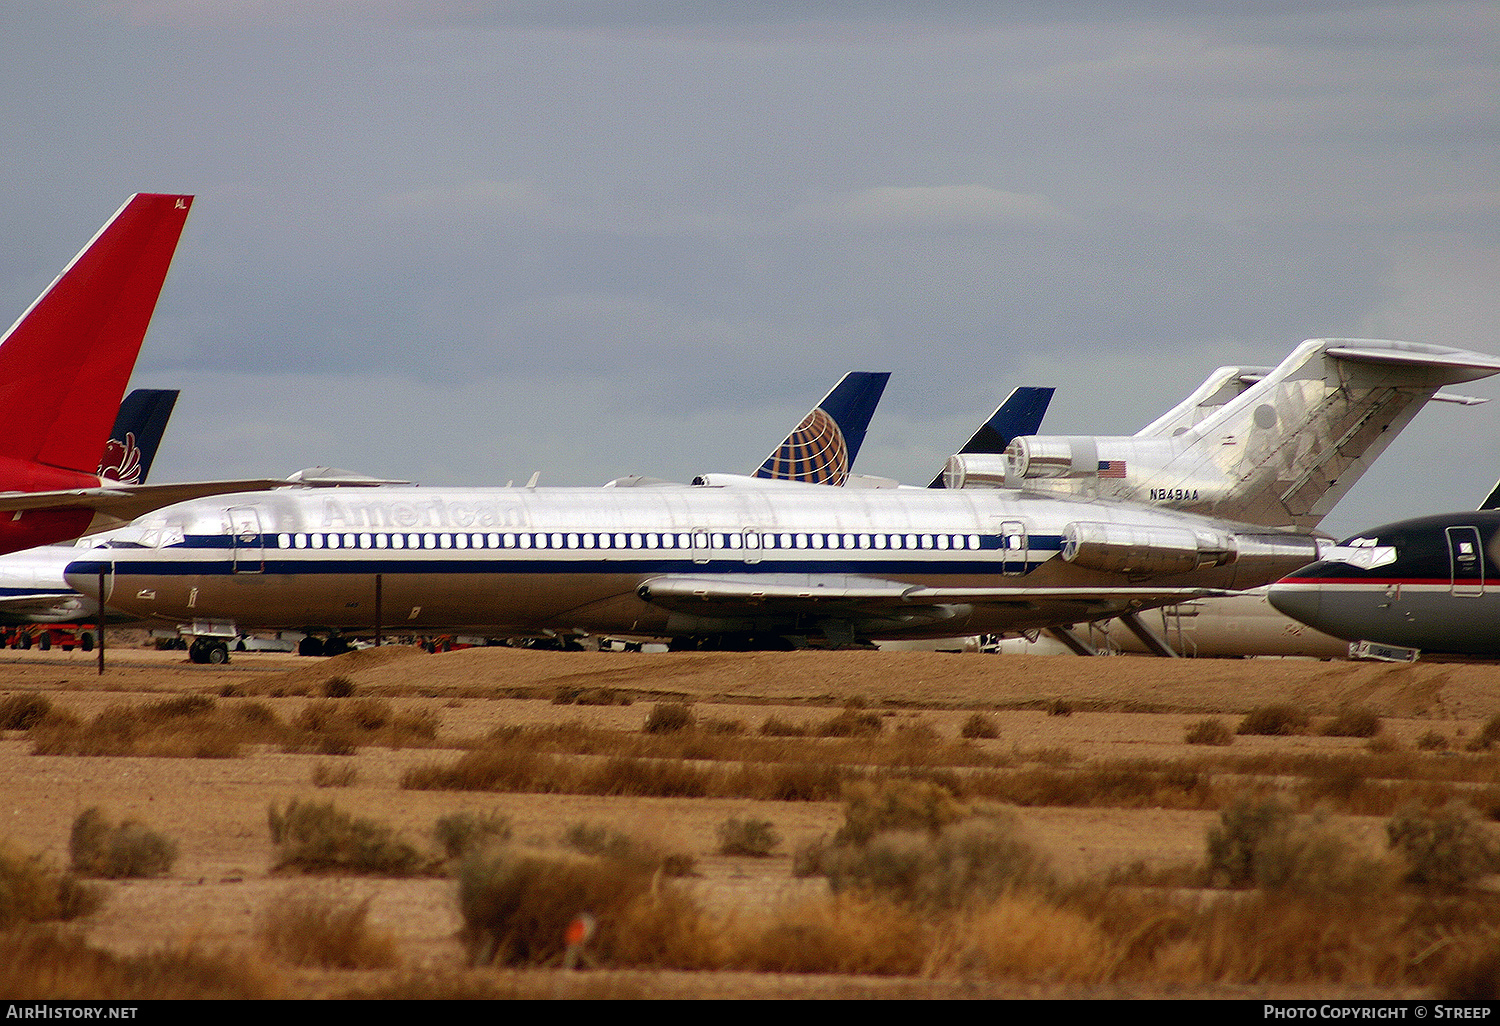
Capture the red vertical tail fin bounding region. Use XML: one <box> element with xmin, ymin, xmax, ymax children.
<box><xmin>0</xmin><ymin>194</ymin><xmax>192</xmax><ymax>481</ymax></box>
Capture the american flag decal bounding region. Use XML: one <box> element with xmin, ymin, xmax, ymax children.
<box><xmin>1098</xmin><ymin>460</ymin><xmax>1127</xmax><ymax>479</ymax></box>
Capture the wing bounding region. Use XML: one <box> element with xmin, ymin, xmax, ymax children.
<box><xmin>635</xmin><ymin>572</ymin><xmax>1227</xmax><ymax>631</ymax></box>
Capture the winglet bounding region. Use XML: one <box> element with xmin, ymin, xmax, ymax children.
<box><xmin>929</xmin><ymin>386</ymin><xmax>1055</xmax><ymax>487</ymax></box>
<box><xmin>753</xmin><ymin>371</ymin><xmax>890</xmax><ymax>485</ymax></box>
<box><xmin>0</xmin><ymin>194</ymin><xmax>193</xmax><ymax>478</ymax></box>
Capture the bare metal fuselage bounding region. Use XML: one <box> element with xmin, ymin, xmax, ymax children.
<box><xmin>67</xmin><ymin>484</ymin><xmax>1321</xmax><ymax>642</ymax></box>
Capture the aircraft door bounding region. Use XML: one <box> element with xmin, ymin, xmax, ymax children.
<box><xmin>1447</xmin><ymin>526</ymin><xmax>1484</xmax><ymax>597</ymax></box>
<box><xmin>230</xmin><ymin>506</ymin><xmax>264</xmax><ymax>574</ymax></box>
<box><xmin>996</xmin><ymin>519</ymin><xmax>1027</xmax><ymax>576</ymax></box>
<box><xmin>742</xmin><ymin>529</ymin><xmax>762</xmax><ymax>564</ymax></box>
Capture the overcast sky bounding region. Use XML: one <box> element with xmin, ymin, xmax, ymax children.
<box><xmin>2</xmin><ymin>1</ymin><xmax>1496</xmax><ymax>537</ymax></box>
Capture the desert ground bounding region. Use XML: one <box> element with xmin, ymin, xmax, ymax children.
<box><xmin>4</xmin><ymin>641</ymin><xmax>1500</xmax><ymax>999</ymax></box>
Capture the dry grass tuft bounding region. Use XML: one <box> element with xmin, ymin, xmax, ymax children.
<box><xmin>1237</xmin><ymin>704</ymin><xmax>1311</xmax><ymax>736</ymax></box>
<box><xmin>732</xmin><ymin>897</ymin><xmax>928</xmax><ymax>976</ymax></box>
<box><xmin>960</xmin><ymin>712</ymin><xmax>1000</xmax><ymax>740</ymax></box>
<box><xmin>256</xmin><ymin>891</ymin><xmax>398</xmax><ymax>969</ymax></box>
<box><xmin>1387</xmin><ymin>802</ymin><xmax>1500</xmax><ymax>892</ymax></box>
<box><xmin>0</xmin><ymin>930</ymin><xmax>277</xmax><ymax>1000</ymax></box>
<box><xmin>0</xmin><ymin>693</ymin><xmax>53</xmax><ymax>730</ymax></box>
<box><xmin>433</xmin><ymin>810</ymin><xmax>513</xmax><ymax>859</ymax></box>
<box><xmin>69</xmin><ymin>808</ymin><xmax>177</xmax><ymax>879</ymax></box>
<box><xmin>311</xmin><ymin>761</ymin><xmax>359</xmax><ymax>788</ymax></box>
<box><xmin>0</xmin><ymin>844</ymin><xmax>103</xmax><ymax>927</ymax></box>
<box><xmin>1322</xmin><ymin>706</ymin><xmax>1382</xmax><ymax>738</ymax></box>
<box><xmin>643</xmin><ymin>702</ymin><xmax>694</xmax><ymax>734</ymax></box>
<box><xmin>456</xmin><ymin>844</ymin><xmax>712</xmax><ymax>968</ymax></box>
<box><xmin>267</xmin><ymin>799</ymin><xmax>428</xmax><ymax>876</ymax></box>
<box><xmin>717</xmin><ymin>817</ymin><xmax>780</xmax><ymax>857</ymax></box>
<box><xmin>1184</xmin><ymin>718</ymin><xmax>1233</xmax><ymax>746</ymax></box>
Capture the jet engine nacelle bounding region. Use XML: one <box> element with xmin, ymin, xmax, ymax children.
<box><xmin>940</xmin><ymin>454</ymin><xmax>1009</xmax><ymax>489</ymax></box>
<box><xmin>1005</xmin><ymin>435</ymin><xmax>1182</xmax><ymax>485</ymax></box>
<box><xmin>1062</xmin><ymin>521</ymin><xmax>1235</xmax><ymax>576</ymax></box>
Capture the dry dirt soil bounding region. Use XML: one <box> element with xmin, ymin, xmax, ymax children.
<box><xmin>4</xmin><ymin>642</ymin><xmax>1499</xmax><ymax>1000</ymax></box>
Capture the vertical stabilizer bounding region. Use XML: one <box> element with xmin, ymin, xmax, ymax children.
<box><xmin>754</xmin><ymin>371</ymin><xmax>889</xmax><ymax>485</ymax></box>
<box><xmin>929</xmin><ymin>386</ymin><xmax>1054</xmax><ymax>487</ymax></box>
<box><xmin>0</xmin><ymin>194</ymin><xmax>192</xmax><ymax>480</ymax></box>
<box><xmin>99</xmin><ymin>388</ymin><xmax>180</xmax><ymax>484</ymax></box>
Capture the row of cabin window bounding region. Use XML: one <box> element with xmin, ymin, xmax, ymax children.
<box><xmin>277</xmin><ymin>531</ymin><xmax>990</xmax><ymax>552</ymax></box>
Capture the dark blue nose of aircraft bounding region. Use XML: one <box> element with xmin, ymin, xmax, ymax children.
<box><xmin>1267</xmin><ymin>572</ymin><xmax>1323</xmax><ymax>628</ymax></box>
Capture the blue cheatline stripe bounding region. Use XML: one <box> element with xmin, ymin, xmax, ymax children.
<box><xmin>69</xmin><ymin>532</ymin><xmax>1063</xmax><ymax>578</ymax></box>
<box><xmin>173</xmin><ymin>531</ymin><xmax>1065</xmax><ymax>552</ymax></box>
<box><xmin>69</xmin><ymin>555</ymin><xmax>1056</xmax><ymax>578</ymax></box>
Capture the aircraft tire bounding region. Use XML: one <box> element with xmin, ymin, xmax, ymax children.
<box><xmin>297</xmin><ymin>636</ymin><xmax>324</xmax><ymax>657</ymax></box>
<box><xmin>37</xmin><ymin>634</ymin><xmax>50</xmax><ymax>652</ymax></box>
<box><xmin>80</xmin><ymin>633</ymin><xmax>94</xmax><ymax>652</ymax></box>
<box><xmin>18</xmin><ymin>634</ymin><xmax>31</xmax><ymax>650</ymax></box>
<box><xmin>206</xmin><ymin>643</ymin><xmax>229</xmax><ymax>665</ymax></box>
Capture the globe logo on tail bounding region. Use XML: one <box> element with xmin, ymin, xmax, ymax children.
<box><xmin>759</xmin><ymin>408</ymin><xmax>850</xmax><ymax>485</ymax></box>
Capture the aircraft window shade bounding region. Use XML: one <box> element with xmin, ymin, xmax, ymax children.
<box><xmin>359</xmin><ymin>534</ymin><xmax>372</xmax><ymax>548</ymax></box>
<box><xmin>294</xmin><ymin>534</ymin><xmax>307</xmax><ymax>549</ymax></box>
<box><xmin>454</xmin><ymin>534</ymin><xmax>467</xmax><ymax>549</ymax></box>
<box><xmin>583</xmin><ymin>534</ymin><xmax>595</xmax><ymax>548</ymax></box>
<box><xmin>436</xmin><ymin>535</ymin><xmax>449</xmax><ymax>549</ymax></box>
<box><xmin>858</xmin><ymin>535</ymin><xmax>870</xmax><ymax>549</ymax></box>
<box><xmin>826</xmin><ymin>535</ymin><xmax>840</xmax><ymax>550</ymax></box>
<box><xmin>937</xmin><ymin>535</ymin><xmax>949</xmax><ymax>550</ymax></box>
<box><xmin>502</xmin><ymin>534</ymin><xmax>514</xmax><ymax>548</ymax></box>
<box><xmin>550</xmin><ymin>533</ymin><xmax>562</xmax><ymax>549</ymax></box>
<box><xmin>598</xmin><ymin>534</ymin><xmax>611</xmax><ymax>549</ymax></box>
<box><xmin>563</xmin><ymin>533</ymin><xmax>576</xmax><ymax>549</ymax></box>
<box><xmin>277</xmin><ymin>534</ymin><xmax>290</xmax><ymax>549</ymax></box>
<box><xmin>874</xmin><ymin>535</ymin><xmax>886</xmax><ymax>549</ymax></box>
<box><xmin>406</xmin><ymin>534</ymin><xmax>420</xmax><ymax>548</ymax></box>
<box><xmin>727</xmin><ymin>534</ymin><xmax>741</xmax><ymax>549</ymax></box>
<box><xmin>646</xmin><ymin>534</ymin><xmax>658</xmax><ymax>548</ymax></box>
<box><xmin>390</xmin><ymin>534</ymin><xmax>403</xmax><ymax>549</ymax></box>
<box><xmin>419</xmin><ymin>534</ymin><xmax>433</xmax><ymax>549</ymax></box>
<box><xmin>328</xmin><ymin>534</ymin><xmax>341</xmax><ymax>549</ymax></box>
<box><xmin>811</xmin><ymin>534</ymin><xmax>823</xmax><ymax>549</ymax></box>
<box><xmin>342</xmin><ymin>534</ymin><xmax>355</xmax><ymax>548</ymax></box>
<box><xmin>678</xmin><ymin>533</ymin><xmax>691</xmax><ymax>548</ymax></box>
<box><xmin>376</xmin><ymin>535</ymin><xmax>388</xmax><ymax>549</ymax></box>
<box><xmin>488</xmin><ymin>533</ymin><xmax>500</xmax><ymax>548</ymax></box>
<box><xmin>660</xmin><ymin>534</ymin><xmax>674</xmax><ymax>549</ymax></box>
<box><xmin>615</xmin><ymin>533</ymin><xmax>628</xmax><ymax>548</ymax></box>
<box><xmin>535</xmin><ymin>534</ymin><xmax>549</xmax><ymax>549</ymax></box>
<box><xmin>744</xmin><ymin>533</ymin><xmax>759</xmax><ymax>549</ymax></box>
<box><xmin>630</xmin><ymin>534</ymin><xmax>643</xmax><ymax>548</ymax></box>
<box><xmin>519</xmin><ymin>534</ymin><xmax>531</xmax><ymax>548</ymax></box>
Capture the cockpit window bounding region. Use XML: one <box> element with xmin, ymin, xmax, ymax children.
<box><xmin>1319</xmin><ymin>542</ymin><xmax>1397</xmax><ymax>570</ymax></box>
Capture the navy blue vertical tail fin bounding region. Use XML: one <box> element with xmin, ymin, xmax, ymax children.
<box><xmin>98</xmin><ymin>388</ymin><xmax>179</xmax><ymax>484</ymax></box>
<box><xmin>929</xmin><ymin>386</ymin><xmax>1055</xmax><ymax>487</ymax></box>
<box><xmin>754</xmin><ymin>371</ymin><xmax>889</xmax><ymax>485</ymax></box>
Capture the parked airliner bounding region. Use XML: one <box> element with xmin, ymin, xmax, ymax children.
<box><xmin>65</xmin><ymin>338</ymin><xmax>1500</xmax><ymax>650</ymax></box>
<box><xmin>1269</xmin><ymin>503</ymin><xmax>1500</xmax><ymax>658</ymax></box>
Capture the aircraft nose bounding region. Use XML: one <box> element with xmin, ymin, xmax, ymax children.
<box><xmin>1267</xmin><ymin>577</ymin><xmax>1322</xmax><ymax>627</ymax></box>
<box><xmin>63</xmin><ymin>558</ymin><xmax>108</xmax><ymax>598</ymax></box>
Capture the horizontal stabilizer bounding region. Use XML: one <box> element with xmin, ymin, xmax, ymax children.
<box><xmin>1325</xmin><ymin>342</ymin><xmax>1500</xmax><ymax>381</ymax></box>
<box><xmin>0</xmin><ymin>478</ymin><xmax>288</xmax><ymax>526</ymax></box>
